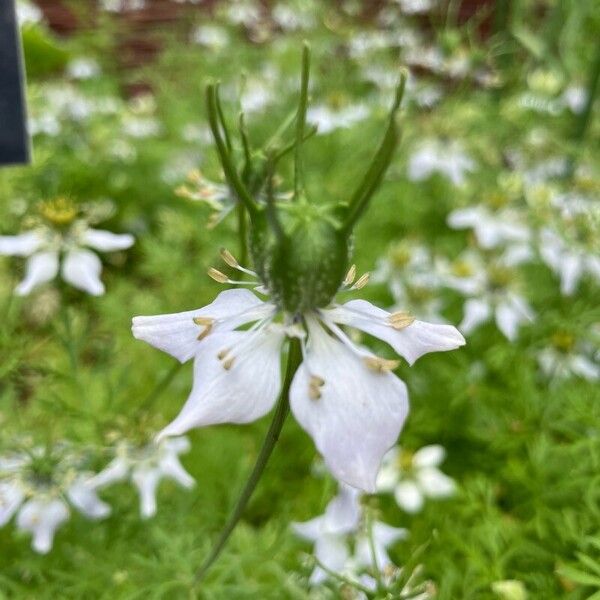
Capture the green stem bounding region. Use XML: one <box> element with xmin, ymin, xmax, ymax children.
<box><xmin>195</xmin><ymin>338</ymin><xmax>302</xmax><ymax>582</ymax></box>
<box><xmin>215</xmin><ymin>83</ymin><xmax>233</xmax><ymax>155</ymax></box>
<box><xmin>568</xmin><ymin>42</ymin><xmax>600</xmax><ymax>177</ymax></box>
<box><xmin>137</xmin><ymin>361</ymin><xmax>183</xmax><ymax>414</ymax></box>
<box><xmin>341</xmin><ymin>71</ymin><xmax>407</xmax><ymax>234</ymax></box>
<box><xmin>236</xmin><ymin>201</ymin><xmax>248</xmax><ymax>266</ymax></box>
<box><xmin>60</xmin><ymin>304</ymin><xmax>78</xmax><ymax>378</ymax></box>
<box><xmin>294</xmin><ymin>43</ymin><xmax>311</xmax><ymax>199</ymax></box>
<box><xmin>366</xmin><ymin>513</ymin><xmax>384</xmax><ymax>593</ymax></box>
<box><xmin>206</xmin><ymin>85</ymin><xmax>257</xmax><ymax>216</ymax></box>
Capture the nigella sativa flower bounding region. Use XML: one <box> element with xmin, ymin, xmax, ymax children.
<box><xmin>132</xmin><ymin>251</ymin><xmax>465</xmax><ymax>492</ymax></box>
<box><xmin>0</xmin><ymin>447</ymin><xmax>110</xmax><ymax>553</ymax></box>
<box><xmin>0</xmin><ymin>198</ymin><xmax>134</xmax><ymax>296</ymax></box>
<box><xmin>91</xmin><ymin>437</ymin><xmax>194</xmax><ymax>518</ymax></box>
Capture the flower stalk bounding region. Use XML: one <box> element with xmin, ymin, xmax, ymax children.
<box><xmin>195</xmin><ymin>338</ymin><xmax>302</xmax><ymax>582</ymax></box>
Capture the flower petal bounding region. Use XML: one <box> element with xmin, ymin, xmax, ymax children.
<box><xmin>354</xmin><ymin>522</ymin><xmax>407</xmax><ymax>569</ymax></box>
<box><xmin>15</xmin><ymin>251</ymin><xmax>59</xmax><ymax>295</ymax></box>
<box><xmin>393</xmin><ymin>480</ymin><xmax>424</xmax><ymax>513</ymax></box>
<box><xmin>460</xmin><ymin>298</ymin><xmax>491</xmax><ymax>334</ymax></box>
<box><xmin>416</xmin><ymin>467</ymin><xmax>456</xmax><ymax>498</ymax></box>
<box><xmin>61</xmin><ymin>248</ymin><xmax>104</xmax><ymax>295</ymax></box>
<box><xmin>0</xmin><ymin>481</ymin><xmax>25</xmax><ymax>526</ymax></box>
<box><xmin>496</xmin><ymin>295</ymin><xmax>534</xmax><ymax>341</ymax></box>
<box><xmin>16</xmin><ymin>498</ymin><xmax>70</xmax><ymax>554</ymax></box>
<box><xmin>311</xmin><ymin>534</ymin><xmax>349</xmax><ymax>585</ymax></box>
<box><xmin>132</xmin><ymin>466</ymin><xmax>161</xmax><ymax>519</ymax></box>
<box><xmin>132</xmin><ymin>289</ymin><xmax>271</xmax><ymax>363</ymax></box>
<box><xmin>376</xmin><ymin>448</ymin><xmax>400</xmax><ymax>492</ymax></box>
<box><xmin>83</xmin><ymin>228</ymin><xmax>134</xmax><ymax>252</ymax></box>
<box><xmin>290</xmin><ymin>319</ymin><xmax>409</xmax><ymax>492</ymax></box>
<box><xmin>158</xmin><ymin>453</ymin><xmax>195</xmax><ymax>489</ymax></box>
<box><xmin>412</xmin><ymin>444</ymin><xmax>445</xmax><ymax>469</ymax></box>
<box><xmin>67</xmin><ymin>476</ymin><xmax>111</xmax><ymax>519</ymax></box>
<box><xmin>326</xmin><ymin>300</ymin><xmax>465</xmax><ymax>366</ymax></box>
<box><xmin>323</xmin><ymin>483</ymin><xmax>362</xmax><ymax>535</ymax></box>
<box><xmin>0</xmin><ymin>231</ymin><xmax>43</xmax><ymax>256</ymax></box>
<box><xmin>158</xmin><ymin>327</ymin><xmax>285</xmax><ymax>438</ymax></box>
<box><xmin>90</xmin><ymin>457</ymin><xmax>130</xmax><ymax>489</ymax></box>
<box><xmin>559</xmin><ymin>253</ymin><xmax>583</xmax><ymax>296</ymax></box>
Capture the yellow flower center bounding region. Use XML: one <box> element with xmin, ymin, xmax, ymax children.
<box><xmin>38</xmin><ymin>197</ymin><xmax>78</xmax><ymax>226</ymax></box>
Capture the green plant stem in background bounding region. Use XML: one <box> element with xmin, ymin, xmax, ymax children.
<box><xmin>195</xmin><ymin>338</ymin><xmax>302</xmax><ymax>583</ymax></box>
<box><xmin>341</xmin><ymin>71</ymin><xmax>407</xmax><ymax>234</ymax></box>
<box><xmin>59</xmin><ymin>304</ymin><xmax>78</xmax><ymax>379</ymax></box>
<box><xmin>294</xmin><ymin>42</ymin><xmax>311</xmax><ymax>199</ymax></box>
<box><xmin>137</xmin><ymin>360</ymin><xmax>183</xmax><ymax>414</ymax></box>
<box><xmin>568</xmin><ymin>42</ymin><xmax>600</xmax><ymax>177</ymax></box>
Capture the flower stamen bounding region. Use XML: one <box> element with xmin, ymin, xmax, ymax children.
<box><xmin>309</xmin><ymin>375</ymin><xmax>325</xmax><ymax>400</ymax></box>
<box><xmin>388</xmin><ymin>311</ymin><xmax>415</xmax><ymax>330</ymax></box>
<box><xmin>363</xmin><ymin>356</ymin><xmax>400</xmax><ymax>372</ymax></box>
<box><xmin>343</xmin><ymin>264</ymin><xmax>357</xmax><ymax>287</ymax></box>
<box><xmin>351</xmin><ymin>272</ymin><xmax>370</xmax><ymax>290</ymax></box>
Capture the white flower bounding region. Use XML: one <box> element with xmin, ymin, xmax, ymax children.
<box><xmin>447</xmin><ymin>205</ymin><xmax>531</xmax><ymax>251</ymax></box>
<box><xmin>133</xmin><ymin>277</ymin><xmax>465</xmax><ymax>492</ymax></box>
<box><xmin>408</xmin><ymin>140</ymin><xmax>475</xmax><ymax>186</ymax></box>
<box><xmin>191</xmin><ymin>24</ymin><xmax>230</xmax><ymax>49</ymax></box>
<box><xmin>376</xmin><ymin>445</ymin><xmax>455</xmax><ymax>513</ymax></box>
<box><xmin>292</xmin><ymin>483</ymin><xmax>362</xmax><ymax>584</ymax></box>
<box><xmin>396</xmin><ymin>0</ymin><xmax>437</xmax><ymax>14</ymax></box>
<box><xmin>91</xmin><ymin>437</ymin><xmax>194</xmax><ymax>519</ymax></box>
<box><xmin>307</xmin><ymin>103</ymin><xmax>370</xmax><ymax>135</ymax></box>
<box><xmin>539</xmin><ymin>227</ymin><xmax>600</xmax><ymax>296</ymax></box>
<box><xmin>0</xmin><ymin>449</ymin><xmax>110</xmax><ymax>553</ymax></box>
<box><xmin>17</xmin><ymin>0</ymin><xmax>43</xmax><ymax>26</ymax></box>
<box><xmin>352</xmin><ymin>521</ymin><xmax>408</xmax><ymax>572</ymax></box>
<box><xmin>440</xmin><ymin>250</ymin><xmax>535</xmax><ymax>341</ymax></box>
<box><xmin>0</xmin><ymin>203</ymin><xmax>134</xmax><ymax>296</ymax></box>
<box><xmin>67</xmin><ymin>58</ymin><xmax>101</xmax><ymax>80</ymax></box>
<box><xmin>537</xmin><ymin>333</ymin><xmax>600</xmax><ymax>381</ymax></box>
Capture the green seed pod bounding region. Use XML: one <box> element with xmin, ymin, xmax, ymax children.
<box><xmin>250</xmin><ymin>203</ymin><xmax>351</xmax><ymax>313</ymax></box>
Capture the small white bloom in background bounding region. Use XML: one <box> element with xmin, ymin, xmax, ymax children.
<box><xmin>352</xmin><ymin>520</ymin><xmax>408</xmax><ymax>573</ymax></box>
<box><xmin>408</xmin><ymin>139</ymin><xmax>475</xmax><ymax>186</ymax></box>
<box><xmin>91</xmin><ymin>437</ymin><xmax>194</xmax><ymax>519</ymax></box>
<box><xmin>373</xmin><ymin>241</ymin><xmax>446</xmax><ymax>323</ymax></box>
<box><xmin>561</xmin><ymin>86</ymin><xmax>587</xmax><ymax>114</ymax></box>
<box><xmin>67</xmin><ymin>58</ymin><xmax>101</xmax><ymax>80</ymax></box>
<box><xmin>0</xmin><ymin>198</ymin><xmax>134</xmax><ymax>296</ymax></box>
<box><xmin>396</xmin><ymin>0</ymin><xmax>437</xmax><ymax>15</ymax></box>
<box><xmin>0</xmin><ymin>447</ymin><xmax>110</xmax><ymax>553</ymax></box>
<box><xmin>221</xmin><ymin>0</ymin><xmax>262</xmax><ymax>28</ymax></box>
<box><xmin>272</xmin><ymin>1</ymin><xmax>317</xmax><ymax>31</ymax></box>
<box><xmin>191</xmin><ymin>24</ymin><xmax>230</xmax><ymax>49</ymax></box>
<box><xmin>447</xmin><ymin>205</ymin><xmax>531</xmax><ymax>252</ymax></box>
<box><xmin>101</xmin><ymin>0</ymin><xmax>145</xmax><ymax>12</ymax></box>
<box><xmin>537</xmin><ymin>332</ymin><xmax>600</xmax><ymax>381</ymax></box>
<box><xmin>292</xmin><ymin>483</ymin><xmax>362</xmax><ymax>584</ymax></box>
<box><xmin>376</xmin><ymin>445</ymin><xmax>455</xmax><ymax>514</ymax></box>
<box><xmin>307</xmin><ymin>103</ymin><xmax>370</xmax><ymax>135</ymax></box>
<box><xmin>439</xmin><ymin>250</ymin><xmax>535</xmax><ymax>341</ymax></box>
<box><xmin>16</xmin><ymin>0</ymin><xmax>43</xmax><ymax>26</ymax></box>
<box><xmin>133</xmin><ymin>259</ymin><xmax>464</xmax><ymax>492</ymax></box>
<box><xmin>537</xmin><ymin>205</ymin><xmax>600</xmax><ymax>296</ymax></box>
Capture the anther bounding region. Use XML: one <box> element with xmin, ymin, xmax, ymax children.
<box><xmin>363</xmin><ymin>356</ymin><xmax>400</xmax><ymax>373</ymax></box>
<box><xmin>388</xmin><ymin>311</ymin><xmax>415</xmax><ymax>330</ymax></box>
<box><xmin>343</xmin><ymin>264</ymin><xmax>357</xmax><ymax>286</ymax></box>
<box><xmin>222</xmin><ymin>356</ymin><xmax>235</xmax><ymax>370</ymax></box>
<box><xmin>208</xmin><ymin>267</ymin><xmax>229</xmax><ymax>283</ymax></box>
<box><xmin>220</xmin><ymin>248</ymin><xmax>240</xmax><ymax>269</ymax></box>
<box><xmin>309</xmin><ymin>375</ymin><xmax>325</xmax><ymax>400</ymax></box>
<box><xmin>217</xmin><ymin>348</ymin><xmax>230</xmax><ymax>360</ymax></box>
<box><xmin>351</xmin><ymin>272</ymin><xmax>370</xmax><ymax>290</ymax></box>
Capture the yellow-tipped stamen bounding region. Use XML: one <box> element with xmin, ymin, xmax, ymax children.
<box><xmin>363</xmin><ymin>356</ymin><xmax>400</xmax><ymax>373</ymax></box>
<box><xmin>352</xmin><ymin>272</ymin><xmax>370</xmax><ymax>290</ymax></box>
<box><xmin>222</xmin><ymin>356</ymin><xmax>235</xmax><ymax>370</ymax></box>
<box><xmin>343</xmin><ymin>264</ymin><xmax>357</xmax><ymax>286</ymax></box>
<box><xmin>193</xmin><ymin>316</ymin><xmax>214</xmax><ymax>340</ymax></box>
<box><xmin>309</xmin><ymin>375</ymin><xmax>325</xmax><ymax>400</ymax></box>
<box><xmin>208</xmin><ymin>267</ymin><xmax>229</xmax><ymax>283</ymax></box>
<box><xmin>220</xmin><ymin>248</ymin><xmax>240</xmax><ymax>269</ymax></box>
<box><xmin>217</xmin><ymin>348</ymin><xmax>230</xmax><ymax>361</ymax></box>
<box><xmin>388</xmin><ymin>311</ymin><xmax>416</xmax><ymax>330</ymax></box>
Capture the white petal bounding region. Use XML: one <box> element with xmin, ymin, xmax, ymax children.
<box><xmin>67</xmin><ymin>477</ymin><xmax>111</xmax><ymax>519</ymax></box>
<box><xmin>292</xmin><ymin>516</ymin><xmax>326</xmax><ymax>542</ymax></box>
<box><xmin>158</xmin><ymin>453</ymin><xmax>195</xmax><ymax>489</ymax></box>
<box><xmin>162</xmin><ymin>436</ymin><xmax>191</xmax><ymax>455</ymax></box>
<box><xmin>394</xmin><ymin>480</ymin><xmax>424</xmax><ymax>513</ymax></box>
<box><xmin>376</xmin><ymin>448</ymin><xmax>400</xmax><ymax>492</ymax></box>
<box><xmin>311</xmin><ymin>534</ymin><xmax>349</xmax><ymax>585</ymax></box>
<box><xmin>16</xmin><ymin>498</ymin><xmax>70</xmax><ymax>554</ymax></box>
<box><xmin>447</xmin><ymin>207</ymin><xmax>482</xmax><ymax>230</ymax></box>
<box><xmin>15</xmin><ymin>251</ymin><xmax>59</xmax><ymax>295</ymax></box>
<box><xmin>323</xmin><ymin>483</ymin><xmax>362</xmax><ymax>535</ymax></box>
<box><xmin>61</xmin><ymin>249</ymin><xmax>104</xmax><ymax>295</ymax></box>
<box><xmin>354</xmin><ymin>522</ymin><xmax>407</xmax><ymax>569</ymax></box>
<box><xmin>0</xmin><ymin>231</ymin><xmax>43</xmax><ymax>256</ymax></box>
<box><xmin>559</xmin><ymin>253</ymin><xmax>583</xmax><ymax>296</ymax></box>
<box><xmin>132</xmin><ymin>466</ymin><xmax>161</xmax><ymax>519</ymax></box>
<box><xmin>0</xmin><ymin>481</ymin><xmax>25</xmax><ymax>526</ymax></box>
<box><xmin>83</xmin><ymin>228</ymin><xmax>134</xmax><ymax>252</ymax></box>
<box><xmin>90</xmin><ymin>457</ymin><xmax>130</xmax><ymax>489</ymax></box>
<box><xmin>132</xmin><ymin>289</ymin><xmax>271</xmax><ymax>363</ymax></box>
<box><xmin>326</xmin><ymin>300</ymin><xmax>465</xmax><ymax>366</ymax></box>
<box><xmin>460</xmin><ymin>298</ymin><xmax>491</xmax><ymax>334</ymax></box>
<box><xmin>416</xmin><ymin>467</ymin><xmax>456</xmax><ymax>498</ymax></box>
<box><xmin>496</xmin><ymin>295</ymin><xmax>534</xmax><ymax>341</ymax></box>
<box><xmin>412</xmin><ymin>444</ymin><xmax>445</xmax><ymax>468</ymax></box>
<box><xmin>570</xmin><ymin>356</ymin><xmax>600</xmax><ymax>380</ymax></box>
<box><xmin>290</xmin><ymin>319</ymin><xmax>409</xmax><ymax>492</ymax></box>
<box><xmin>158</xmin><ymin>327</ymin><xmax>285</xmax><ymax>438</ymax></box>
